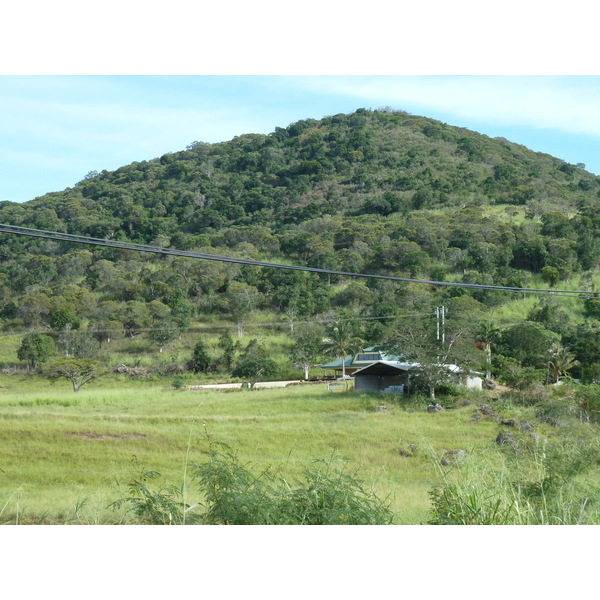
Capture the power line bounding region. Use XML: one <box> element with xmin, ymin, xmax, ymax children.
<box><xmin>5</xmin><ymin>308</ymin><xmax>591</xmax><ymax>339</ymax></box>
<box><xmin>0</xmin><ymin>313</ymin><xmax>436</xmax><ymax>338</ymax></box>
<box><xmin>0</xmin><ymin>223</ymin><xmax>599</xmax><ymax>300</ymax></box>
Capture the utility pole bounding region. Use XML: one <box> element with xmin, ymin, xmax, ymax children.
<box><xmin>442</xmin><ymin>305</ymin><xmax>447</xmax><ymax>344</ymax></box>
<box><xmin>435</xmin><ymin>306</ymin><xmax>448</xmax><ymax>343</ymax></box>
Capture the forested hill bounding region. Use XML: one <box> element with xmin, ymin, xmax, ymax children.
<box><xmin>1</xmin><ymin>108</ymin><xmax>600</xmax><ymax>379</ymax></box>
<box><xmin>1</xmin><ymin>107</ymin><xmax>599</xmax><ymax>244</ymax></box>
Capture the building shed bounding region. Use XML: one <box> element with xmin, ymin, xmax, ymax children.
<box><xmin>352</xmin><ymin>360</ymin><xmax>483</xmax><ymax>394</ymax></box>
<box><xmin>352</xmin><ymin>361</ymin><xmax>415</xmax><ymax>393</ymax></box>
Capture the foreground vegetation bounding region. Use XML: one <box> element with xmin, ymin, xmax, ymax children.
<box><xmin>1</xmin><ymin>376</ymin><xmax>599</xmax><ymax>525</ymax></box>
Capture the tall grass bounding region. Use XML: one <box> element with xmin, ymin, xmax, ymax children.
<box><xmin>428</xmin><ymin>436</ymin><xmax>600</xmax><ymax>525</ymax></box>
<box><xmin>2</xmin><ymin>376</ymin><xmax>600</xmax><ymax>524</ymax></box>
<box><xmin>0</xmin><ymin>381</ymin><xmax>502</xmax><ymax>523</ymax></box>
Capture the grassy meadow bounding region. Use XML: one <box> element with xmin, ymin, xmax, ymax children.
<box><xmin>0</xmin><ymin>375</ymin><xmax>511</xmax><ymax>524</ymax></box>
<box><xmin>1</xmin><ymin>293</ymin><xmax>599</xmax><ymax>525</ymax></box>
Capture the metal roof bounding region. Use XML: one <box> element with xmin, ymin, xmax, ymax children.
<box><xmin>320</xmin><ymin>355</ymin><xmax>355</xmax><ymax>369</ymax></box>
<box><xmin>351</xmin><ymin>361</ymin><xmax>416</xmax><ymax>376</ymax></box>
<box><xmin>320</xmin><ymin>347</ymin><xmax>404</xmax><ymax>370</ymax></box>
<box><xmin>352</xmin><ymin>361</ymin><xmax>464</xmax><ymax>377</ymax></box>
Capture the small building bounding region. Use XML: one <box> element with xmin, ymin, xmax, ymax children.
<box><xmin>352</xmin><ymin>360</ymin><xmax>483</xmax><ymax>394</ymax></box>
<box><xmin>352</xmin><ymin>361</ymin><xmax>413</xmax><ymax>393</ymax></box>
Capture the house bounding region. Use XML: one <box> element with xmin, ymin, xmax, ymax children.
<box><xmin>352</xmin><ymin>360</ymin><xmax>413</xmax><ymax>393</ymax></box>
<box><xmin>352</xmin><ymin>360</ymin><xmax>483</xmax><ymax>394</ymax></box>
<box><xmin>319</xmin><ymin>347</ymin><xmax>403</xmax><ymax>378</ymax></box>
<box><xmin>320</xmin><ymin>346</ymin><xmax>482</xmax><ymax>393</ymax></box>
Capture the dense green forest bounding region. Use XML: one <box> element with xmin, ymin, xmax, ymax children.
<box><xmin>1</xmin><ymin>107</ymin><xmax>599</xmax><ymax>387</ymax></box>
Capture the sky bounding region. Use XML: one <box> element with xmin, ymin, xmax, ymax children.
<box><xmin>1</xmin><ymin>75</ymin><xmax>600</xmax><ymax>203</ymax></box>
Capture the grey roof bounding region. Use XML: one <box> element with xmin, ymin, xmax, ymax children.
<box><xmin>352</xmin><ymin>361</ymin><xmax>464</xmax><ymax>377</ymax></box>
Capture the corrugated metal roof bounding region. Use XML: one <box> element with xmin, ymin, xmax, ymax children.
<box><xmin>352</xmin><ymin>361</ymin><xmax>464</xmax><ymax>376</ymax></box>
<box><xmin>320</xmin><ymin>348</ymin><xmax>404</xmax><ymax>370</ymax></box>
<box><xmin>351</xmin><ymin>361</ymin><xmax>415</xmax><ymax>376</ymax></box>
<box><xmin>320</xmin><ymin>355</ymin><xmax>355</xmax><ymax>368</ymax></box>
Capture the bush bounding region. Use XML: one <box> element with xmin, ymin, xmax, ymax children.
<box><xmin>194</xmin><ymin>440</ymin><xmax>394</xmax><ymax>525</ymax></box>
<box><xmin>429</xmin><ymin>480</ymin><xmax>516</xmax><ymax>525</ymax></box>
<box><xmin>429</xmin><ymin>438</ymin><xmax>600</xmax><ymax>525</ymax></box>
<box><xmin>109</xmin><ymin>461</ymin><xmax>201</xmax><ymax>525</ymax></box>
<box><xmin>535</xmin><ymin>397</ymin><xmax>576</xmax><ymax>426</ymax></box>
<box><xmin>172</xmin><ymin>376</ymin><xmax>186</xmax><ymax>389</ymax></box>
<box><xmin>112</xmin><ymin>439</ymin><xmax>394</xmax><ymax>525</ymax></box>
<box><xmin>575</xmin><ymin>385</ymin><xmax>600</xmax><ymax>423</ymax></box>
<box><xmin>188</xmin><ymin>340</ymin><xmax>211</xmax><ymax>373</ymax></box>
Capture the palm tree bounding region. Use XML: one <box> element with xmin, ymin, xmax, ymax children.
<box><xmin>321</xmin><ymin>321</ymin><xmax>364</xmax><ymax>380</ymax></box>
<box><xmin>546</xmin><ymin>342</ymin><xmax>579</xmax><ymax>384</ymax></box>
<box><xmin>475</xmin><ymin>321</ymin><xmax>501</xmax><ymax>381</ymax></box>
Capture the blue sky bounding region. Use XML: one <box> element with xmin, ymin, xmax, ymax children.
<box><xmin>1</xmin><ymin>75</ymin><xmax>600</xmax><ymax>203</ymax></box>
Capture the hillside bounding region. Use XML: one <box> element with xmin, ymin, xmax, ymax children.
<box><xmin>0</xmin><ymin>108</ymin><xmax>599</xmax><ymax>383</ymax></box>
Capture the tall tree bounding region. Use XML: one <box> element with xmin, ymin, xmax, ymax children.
<box><xmin>149</xmin><ymin>317</ymin><xmax>179</xmax><ymax>353</ymax></box>
<box><xmin>386</xmin><ymin>309</ymin><xmax>477</xmax><ymax>400</ymax></box>
<box><xmin>17</xmin><ymin>333</ymin><xmax>55</xmax><ymax>370</ymax></box>
<box><xmin>232</xmin><ymin>339</ymin><xmax>276</xmax><ymax>389</ymax></box>
<box><xmin>321</xmin><ymin>321</ymin><xmax>364</xmax><ymax>379</ymax></box>
<box><xmin>545</xmin><ymin>343</ymin><xmax>579</xmax><ymax>384</ymax></box>
<box><xmin>291</xmin><ymin>324</ymin><xmax>324</xmax><ymax>380</ymax></box>
<box><xmin>43</xmin><ymin>359</ymin><xmax>109</xmax><ymax>392</ymax></box>
<box><xmin>474</xmin><ymin>321</ymin><xmax>501</xmax><ymax>380</ymax></box>
<box><xmin>226</xmin><ymin>282</ymin><xmax>259</xmax><ymax>338</ymax></box>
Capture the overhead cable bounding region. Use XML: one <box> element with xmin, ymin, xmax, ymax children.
<box><xmin>0</xmin><ymin>223</ymin><xmax>598</xmax><ymax>300</ymax></box>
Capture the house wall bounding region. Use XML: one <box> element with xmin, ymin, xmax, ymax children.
<box><xmin>466</xmin><ymin>376</ymin><xmax>483</xmax><ymax>390</ymax></box>
<box><xmin>354</xmin><ymin>374</ymin><xmax>407</xmax><ymax>393</ymax></box>
<box><xmin>354</xmin><ymin>375</ymin><xmax>380</xmax><ymax>392</ymax></box>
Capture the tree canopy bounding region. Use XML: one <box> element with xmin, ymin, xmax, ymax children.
<box><xmin>0</xmin><ymin>108</ymin><xmax>598</xmax><ymax>384</ymax></box>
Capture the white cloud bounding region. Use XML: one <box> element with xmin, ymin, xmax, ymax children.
<box><xmin>294</xmin><ymin>76</ymin><xmax>600</xmax><ymax>139</ymax></box>
<box><xmin>3</xmin><ymin>75</ymin><xmax>600</xmax><ymax>201</ymax></box>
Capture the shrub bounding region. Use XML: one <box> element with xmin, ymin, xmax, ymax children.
<box><xmin>112</xmin><ymin>439</ymin><xmax>394</xmax><ymax>525</ymax></box>
<box><xmin>581</xmin><ymin>365</ymin><xmax>600</xmax><ymax>386</ymax></box>
<box><xmin>109</xmin><ymin>461</ymin><xmax>201</xmax><ymax>525</ymax></box>
<box><xmin>430</xmin><ymin>438</ymin><xmax>600</xmax><ymax>525</ymax></box>
<box><xmin>429</xmin><ymin>480</ymin><xmax>516</xmax><ymax>525</ymax></box>
<box><xmin>275</xmin><ymin>459</ymin><xmax>394</xmax><ymax>525</ymax></box>
<box><xmin>172</xmin><ymin>376</ymin><xmax>186</xmax><ymax>389</ymax></box>
<box><xmin>194</xmin><ymin>440</ymin><xmax>394</xmax><ymax>525</ymax></box>
<box><xmin>535</xmin><ymin>397</ymin><xmax>576</xmax><ymax>426</ymax></box>
<box><xmin>574</xmin><ymin>385</ymin><xmax>600</xmax><ymax>423</ymax></box>
<box><xmin>188</xmin><ymin>340</ymin><xmax>211</xmax><ymax>373</ymax></box>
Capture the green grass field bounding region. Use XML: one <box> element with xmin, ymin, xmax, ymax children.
<box><xmin>0</xmin><ymin>375</ymin><xmax>510</xmax><ymax>524</ymax></box>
